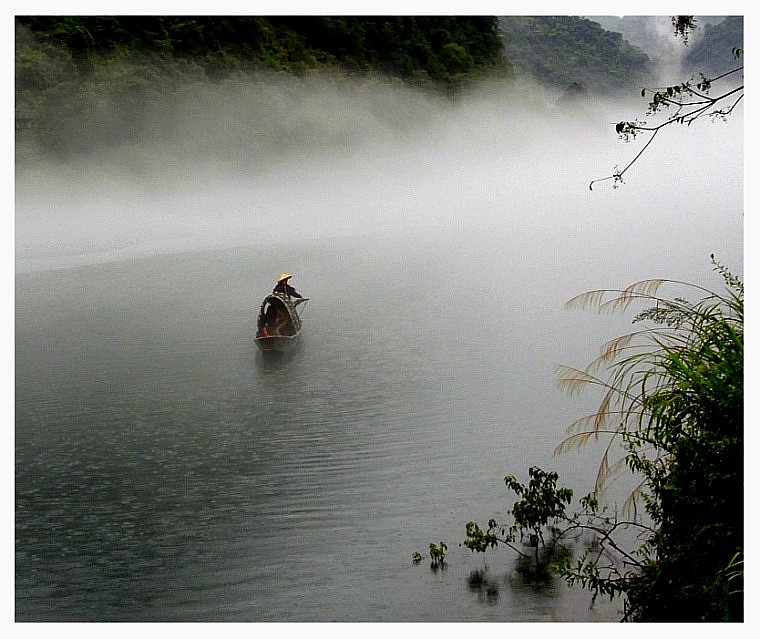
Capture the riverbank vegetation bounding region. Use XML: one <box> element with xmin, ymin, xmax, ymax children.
<box><xmin>459</xmin><ymin>257</ymin><xmax>743</xmax><ymax>621</ymax></box>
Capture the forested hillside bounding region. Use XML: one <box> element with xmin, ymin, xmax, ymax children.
<box><xmin>684</xmin><ymin>16</ymin><xmax>743</xmax><ymax>77</ymax></box>
<box><xmin>15</xmin><ymin>16</ymin><xmax>510</xmax><ymax>157</ymax></box>
<box><xmin>20</xmin><ymin>15</ymin><xmax>740</xmax><ymax>159</ymax></box>
<box><xmin>16</xmin><ymin>16</ymin><xmax>508</xmax><ymax>89</ymax></box>
<box><xmin>587</xmin><ymin>15</ymin><xmax>738</xmax><ymax>68</ymax></box>
<box><xmin>498</xmin><ymin>16</ymin><xmax>652</xmax><ymax>95</ymax></box>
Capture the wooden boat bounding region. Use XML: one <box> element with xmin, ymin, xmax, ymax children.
<box><xmin>254</xmin><ymin>291</ymin><xmax>306</xmax><ymax>353</ymax></box>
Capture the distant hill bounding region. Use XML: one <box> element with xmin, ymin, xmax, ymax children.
<box><xmin>498</xmin><ymin>16</ymin><xmax>652</xmax><ymax>96</ymax></box>
<box><xmin>585</xmin><ymin>16</ymin><xmax>742</xmax><ymax>77</ymax></box>
<box><xmin>683</xmin><ymin>16</ymin><xmax>743</xmax><ymax>77</ymax></box>
<box><xmin>586</xmin><ymin>16</ymin><xmax>684</xmax><ymax>59</ymax></box>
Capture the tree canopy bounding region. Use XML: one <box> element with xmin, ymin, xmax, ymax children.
<box><xmin>15</xmin><ymin>16</ymin><xmax>511</xmax><ymax>158</ymax></box>
<box><xmin>16</xmin><ymin>16</ymin><xmax>510</xmax><ymax>87</ymax></box>
<box><xmin>498</xmin><ymin>16</ymin><xmax>652</xmax><ymax>95</ymax></box>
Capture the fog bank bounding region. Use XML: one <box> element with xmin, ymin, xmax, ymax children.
<box><xmin>15</xmin><ymin>74</ymin><xmax>743</xmax><ymax>284</ymax></box>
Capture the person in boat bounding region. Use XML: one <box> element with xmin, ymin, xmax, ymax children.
<box><xmin>273</xmin><ymin>273</ymin><xmax>303</xmax><ymax>300</ymax></box>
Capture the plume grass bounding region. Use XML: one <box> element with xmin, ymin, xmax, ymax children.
<box><xmin>555</xmin><ymin>259</ymin><xmax>743</xmax><ymax>513</ymax></box>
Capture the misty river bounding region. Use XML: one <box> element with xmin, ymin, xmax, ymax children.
<box><xmin>14</xmin><ymin>78</ymin><xmax>742</xmax><ymax>621</ymax></box>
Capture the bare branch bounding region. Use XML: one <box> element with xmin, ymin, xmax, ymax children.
<box><xmin>590</xmin><ymin>64</ymin><xmax>743</xmax><ymax>189</ymax></box>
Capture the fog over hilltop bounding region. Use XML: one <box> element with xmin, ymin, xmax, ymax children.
<box><xmin>15</xmin><ymin>64</ymin><xmax>742</xmax><ymax>286</ymax></box>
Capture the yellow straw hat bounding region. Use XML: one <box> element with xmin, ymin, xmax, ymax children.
<box><xmin>277</xmin><ymin>273</ymin><xmax>292</xmax><ymax>282</ymax></box>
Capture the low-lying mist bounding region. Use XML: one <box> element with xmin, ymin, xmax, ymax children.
<box><xmin>15</xmin><ymin>72</ymin><xmax>743</xmax><ymax>288</ymax></box>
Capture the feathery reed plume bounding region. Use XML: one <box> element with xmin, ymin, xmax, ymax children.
<box><xmin>555</xmin><ymin>261</ymin><xmax>742</xmax><ymax>512</ymax></box>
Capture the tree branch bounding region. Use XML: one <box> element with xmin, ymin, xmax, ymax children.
<box><xmin>590</xmin><ymin>65</ymin><xmax>743</xmax><ymax>190</ymax></box>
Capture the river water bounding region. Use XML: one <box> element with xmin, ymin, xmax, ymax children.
<box><xmin>14</xmin><ymin>79</ymin><xmax>743</xmax><ymax>622</ymax></box>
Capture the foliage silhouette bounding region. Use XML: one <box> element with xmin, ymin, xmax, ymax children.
<box><xmin>590</xmin><ymin>16</ymin><xmax>743</xmax><ymax>189</ymax></box>
<box><xmin>458</xmin><ymin>257</ymin><xmax>743</xmax><ymax>621</ymax></box>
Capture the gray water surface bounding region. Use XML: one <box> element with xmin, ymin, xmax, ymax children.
<box><xmin>16</xmin><ymin>234</ymin><xmax>631</xmax><ymax>622</ymax></box>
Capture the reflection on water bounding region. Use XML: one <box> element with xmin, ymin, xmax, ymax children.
<box><xmin>467</xmin><ymin>568</ymin><xmax>502</xmax><ymax>605</ymax></box>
